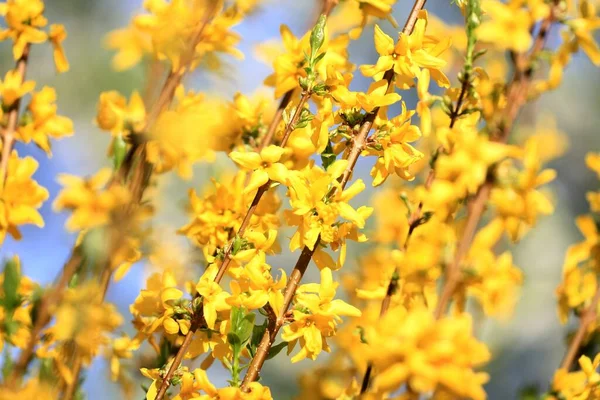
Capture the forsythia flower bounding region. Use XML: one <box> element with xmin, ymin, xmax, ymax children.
<box><xmin>365</xmin><ymin>309</ymin><xmax>490</xmax><ymax>399</ymax></box>
<box><xmin>143</xmin><ymin>368</ymin><xmax>273</xmax><ymax>400</ymax></box>
<box><xmin>282</xmin><ymin>268</ymin><xmax>361</xmax><ymax>362</ymax></box>
<box><xmin>130</xmin><ymin>271</ymin><xmax>189</xmax><ymax>337</ymax></box>
<box><xmin>490</xmin><ymin>136</ymin><xmax>556</xmax><ymax>241</ymax></box>
<box><xmin>17</xmin><ymin>86</ymin><xmax>74</xmax><ymax>155</ymax></box>
<box><xmin>285</xmin><ymin>160</ymin><xmax>372</xmax><ymax>268</ymax></box>
<box><xmin>0</xmin><ymin>0</ymin><xmax>48</xmax><ymax>59</ymax></box>
<box><xmin>552</xmin><ymin>355</ymin><xmax>600</xmax><ymax>399</ymax></box>
<box><xmin>179</xmin><ymin>171</ymin><xmax>280</xmax><ymax>259</ymax></box>
<box><xmin>262</xmin><ymin>23</ymin><xmax>352</xmax><ymax>98</ymax></box>
<box><xmin>0</xmin><ymin>69</ymin><xmax>35</xmax><ymax>107</ymax></box>
<box><xmin>196</xmin><ymin>265</ymin><xmax>231</xmax><ymax>329</ymax></box>
<box><xmin>368</xmin><ymin>103</ymin><xmax>424</xmax><ymax>185</ymax></box>
<box><xmin>477</xmin><ymin>0</ymin><xmax>533</xmax><ymax>52</ymax></box>
<box><xmin>0</xmin><ymin>151</ymin><xmax>48</xmax><ymax>243</ymax></box>
<box><xmin>229</xmin><ymin>145</ymin><xmax>290</xmax><ymax>194</ymax></box>
<box><xmin>96</xmin><ymin>90</ymin><xmax>146</xmax><ymax>136</ymax></box>
<box><xmin>360</xmin><ymin>12</ymin><xmax>450</xmax><ymax>89</ymax></box>
<box><xmin>53</xmin><ymin>168</ymin><xmax>131</xmax><ymax>231</ymax></box>
<box><xmin>556</xmin><ymin>215</ymin><xmax>600</xmax><ymax>323</ymax></box>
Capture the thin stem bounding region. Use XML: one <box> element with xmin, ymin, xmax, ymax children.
<box><xmin>560</xmin><ymin>286</ymin><xmax>600</xmax><ymax>370</ymax></box>
<box><xmin>0</xmin><ymin>44</ymin><xmax>30</xmax><ymax>187</ymax></box>
<box><xmin>257</xmin><ymin>0</ymin><xmax>338</xmax><ymax>152</ymax></box>
<box><xmin>62</xmin><ymin>357</ymin><xmax>82</xmax><ymax>400</ymax></box>
<box><xmin>241</xmin><ymin>0</ymin><xmax>428</xmax><ymax>389</ymax></box>
<box><xmin>7</xmin><ymin>250</ymin><xmax>83</xmax><ymax>386</ymax></box>
<box><xmin>433</xmin><ymin>6</ymin><xmax>558</xmax><ymax>319</ymax></box>
<box><xmin>155</xmin><ymin>90</ymin><xmax>311</xmax><ymax>400</ymax></box>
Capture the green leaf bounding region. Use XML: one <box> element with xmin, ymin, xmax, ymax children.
<box><xmin>2</xmin><ymin>259</ymin><xmax>21</xmax><ymax>311</ymax></box>
<box><xmin>112</xmin><ymin>134</ymin><xmax>127</xmax><ymax>171</ymax></box>
<box><xmin>38</xmin><ymin>358</ymin><xmax>54</xmax><ymax>383</ymax></box>
<box><xmin>312</xmin><ymin>52</ymin><xmax>326</xmax><ymax>67</ymax></box>
<box><xmin>229</xmin><ymin>306</ymin><xmax>256</xmax><ymax>348</ymax></box>
<box><xmin>266</xmin><ymin>341</ymin><xmax>287</xmax><ymax>360</ymax></box>
<box><xmin>248</xmin><ymin>320</ymin><xmax>268</xmax><ymax>357</ymax></box>
<box><xmin>320</xmin><ymin>140</ymin><xmax>336</xmax><ymax>170</ymax></box>
<box><xmin>309</xmin><ymin>14</ymin><xmax>327</xmax><ymax>63</ymax></box>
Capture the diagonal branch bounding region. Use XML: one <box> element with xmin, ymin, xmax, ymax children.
<box><xmin>434</xmin><ymin>6</ymin><xmax>558</xmax><ymax>319</ymax></box>
<box><xmin>240</xmin><ymin>0</ymin><xmax>428</xmax><ymax>389</ymax></box>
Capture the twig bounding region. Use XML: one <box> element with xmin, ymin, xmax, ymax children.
<box><xmin>240</xmin><ymin>0</ymin><xmax>428</xmax><ymax>389</ymax></box>
<box><xmin>152</xmin><ymin>4</ymin><xmax>341</xmax><ymax>397</ymax></box>
<box><xmin>560</xmin><ymin>286</ymin><xmax>600</xmax><ymax>370</ymax></box>
<box><xmin>7</xmin><ymin>250</ymin><xmax>82</xmax><ymax>386</ymax></box>
<box><xmin>257</xmin><ymin>0</ymin><xmax>338</xmax><ymax>151</ymax></box>
<box><xmin>154</xmin><ymin>89</ymin><xmax>311</xmax><ymax>400</ymax></box>
<box><xmin>433</xmin><ymin>6</ymin><xmax>557</xmax><ymax>319</ymax></box>
<box><xmin>0</xmin><ymin>44</ymin><xmax>30</xmax><ymax>187</ymax></box>
<box><xmin>359</xmin><ymin>40</ymin><xmax>471</xmax><ymax>393</ymax></box>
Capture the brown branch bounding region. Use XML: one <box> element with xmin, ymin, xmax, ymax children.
<box><xmin>152</xmin><ymin>4</ymin><xmax>343</xmax><ymax>396</ymax></box>
<box><xmin>433</xmin><ymin>7</ymin><xmax>558</xmax><ymax>319</ymax></box>
<box><xmin>0</xmin><ymin>44</ymin><xmax>30</xmax><ymax>186</ymax></box>
<box><xmin>62</xmin><ymin>356</ymin><xmax>82</xmax><ymax>400</ymax></box>
<box><xmin>560</xmin><ymin>286</ymin><xmax>600</xmax><ymax>371</ymax></box>
<box><xmin>258</xmin><ymin>0</ymin><xmax>338</xmax><ymax>152</ymax></box>
<box><xmin>7</xmin><ymin>250</ymin><xmax>82</xmax><ymax>386</ymax></box>
<box><xmin>360</xmin><ymin>38</ymin><xmax>473</xmax><ymax>393</ymax></box>
<box><xmin>154</xmin><ymin>89</ymin><xmax>311</xmax><ymax>400</ymax></box>
<box><xmin>240</xmin><ymin>0</ymin><xmax>428</xmax><ymax>390</ymax></box>
<box><xmin>214</xmin><ymin>90</ymin><xmax>311</xmax><ymax>282</ymax></box>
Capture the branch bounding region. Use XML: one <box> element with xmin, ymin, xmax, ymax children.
<box><xmin>434</xmin><ymin>6</ymin><xmax>558</xmax><ymax>319</ymax></box>
<box><xmin>257</xmin><ymin>0</ymin><xmax>338</xmax><ymax>151</ymax></box>
<box><xmin>152</xmin><ymin>4</ymin><xmax>341</xmax><ymax>397</ymax></box>
<box><xmin>7</xmin><ymin>249</ymin><xmax>82</xmax><ymax>386</ymax></box>
<box><xmin>0</xmin><ymin>44</ymin><xmax>30</xmax><ymax>186</ymax></box>
<box><xmin>560</xmin><ymin>285</ymin><xmax>600</xmax><ymax>371</ymax></box>
<box><xmin>240</xmin><ymin>0</ymin><xmax>428</xmax><ymax>389</ymax></box>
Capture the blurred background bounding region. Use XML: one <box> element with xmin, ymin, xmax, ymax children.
<box><xmin>1</xmin><ymin>0</ymin><xmax>599</xmax><ymax>398</ymax></box>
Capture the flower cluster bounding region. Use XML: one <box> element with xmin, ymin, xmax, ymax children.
<box><xmin>1</xmin><ymin>0</ymin><xmax>600</xmax><ymax>399</ymax></box>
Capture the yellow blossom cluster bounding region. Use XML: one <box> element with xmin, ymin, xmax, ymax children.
<box><xmin>1</xmin><ymin>0</ymin><xmax>600</xmax><ymax>399</ymax></box>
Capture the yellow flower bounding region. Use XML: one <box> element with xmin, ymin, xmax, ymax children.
<box><xmin>179</xmin><ymin>171</ymin><xmax>280</xmax><ymax>259</ymax></box>
<box><xmin>586</xmin><ymin>152</ymin><xmax>600</xmax><ymax>179</ymax></box>
<box><xmin>0</xmin><ymin>151</ymin><xmax>48</xmax><ymax>243</ymax></box>
<box><xmin>53</xmin><ymin>168</ymin><xmax>131</xmax><ymax>231</ymax></box>
<box><xmin>556</xmin><ymin>215</ymin><xmax>600</xmax><ymax>322</ymax></box>
<box><xmin>95</xmin><ymin>90</ymin><xmax>146</xmax><ymax>136</ymax></box>
<box><xmin>108</xmin><ymin>335</ymin><xmax>140</xmax><ymax>381</ymax></box>
<box><xmin>0</xmin><ymin>69</ymin><xmax>35</xmax><ymax>107</ymax></box>
<box><xmin>131</xmin><ymin>271</ymin><xmax>187</xmax><ymax>337</ymax></box>
<box><xmin>48</xmin><ymin>24</ymin><xmax>69</xmax><ymax>73</ymax></box>
<box><xmin>48</xmin><ymin>282</ymin><xmax>123</xmax><ymax>368</ymax></box>
<box><xmin>282</xmin><ymin>268</ymin><xmax>361</xmax><ymax>363</ymax></box>
<box><xmin>490</xmin><ymin>137</ymin><xmax>556</xmax><ymax>241</ymax></box>
<box><xmin>196</xmin><ymin>265</ymin><xmax>231</xmax><ymax>329</ymax></box>
<box><xmin>567</xmin><ymin>0</ymin><xmax>600</xmax><ymax>66</ymax></box>
<box><xmin>366</xmin><ymin>309</ymin><xmax>490</xmax><ymax>399</ymax></box>
<box><xmin>262</xmin><ymin>23</ymin><xmax>352</xmax><ymax>98</ymax></box>
<box><xmin>285</xmin><ymin>160</ymin><xmax>371</xmax><ymax>257</ymax></box>
<box><xmin>359</xmin><ymin>12</ymin><xmax>450</xmax><ymax>89</ymax></box>
<box><xmin>104</xmin><ymin>23</ymin><xmax>152</xmax><ymax>71</ymax></box>
<box><xmin>552</xmin><ymin>355</ymin><xmax>600</xmax><ymax>399</ymax></box>
<box><xmin>477</xmin><ymin>0</ymin><xmax>533</xmax><ymax>52</ymax></box>
<box><xmin>368</xmin><ymin>103</ymin><xmax>424</xmax><ymax>186</ymax></box>
<box><xmin>229</xmin><ymin>145</ymin><xmax>290</xmax><ymax>194</ymax></box>
<box><xmin>0</xmin><ymin>0</ymin><xmax>48</xmax><ymax>60</ymax></box>
<box><xmin>17</xmin><ymin>86</ymin><xmax>74</xmax><ymax>155</ymax></box>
